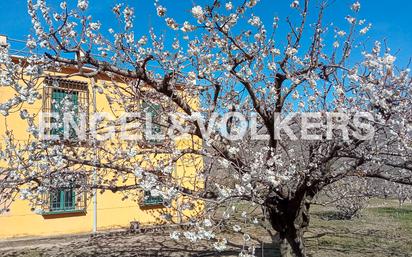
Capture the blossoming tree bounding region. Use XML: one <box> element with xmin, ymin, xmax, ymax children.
<box><xmin>0</xmin><ymin>0</ymin><xmax>411</xmax><ymax>256</ymax></box>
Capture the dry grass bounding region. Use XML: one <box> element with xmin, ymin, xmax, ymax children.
<box><xmin>306</xmin><ymin>199</ymin><xmax>412</xmax><ymax>257</ymax></box>
<box><xmin>0</xmin><ymin>199</ymin><xmax>411</xmax><ymax>257</ymax></box>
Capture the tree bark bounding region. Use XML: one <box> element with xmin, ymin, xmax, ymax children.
<box><xmin>279</xmin><ymin>237</ymin><xmax>293</xmax><ymax>257</ymax></box>
<box><xmin>267</xmin><ymin>193</ymin><xmax>312</xmax><ymax>257</ymax></box>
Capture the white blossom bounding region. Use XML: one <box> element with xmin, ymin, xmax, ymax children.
<box><xmin>290</xmin><ymin>0</ymin><xmax>299</xmax><ymax>8</ymax></box>
<box><xmin>89</xmin><ymin>22</ymin><xmax>101</xmax><ymax>31</ymax></box>
<box><xmin>53</xmin><ymin>13</ymin><xmax>61</xmax><ymax>21</ymax></box>
<box><xmin>198</xmin><ymin>229</ymin><xmax>215</xmax><ymax>240</ymax></box>
<box><xmin>187</xmin><ymin>71</ymin><xmax>197</xmax><ymax>85</ymax></box>
<box><xmin>77</xmin><ymin>0</ymin><xmax>88</xmax><ymax>11</ymax></box>
<box><xmin>172</xmin><ymin>39</ymin><xmax>180</xmax><ymax>50</ymax></box>
<box><xmin>243</xmin><ymin>234</ymin><xmax>251</xmax><ymax>241</ymax></box>
<box><xmin>170</xmin><ymin>231</ymin><xmax>180</xmax><ymax>240</ymax></box>
<box><xmin>286</xmin><ymin>47</ymin><xmax>298</xmax><ymax>56</ymax></box>
<box><xmin>133</xmin><ymin>166</ymin><xmax>143</xmax><ymax>178</ymax></box>
<box><xmin>228</xmin><ymin>146</ymin><xmax>239</xmax><ymax>155</ymax></box>
<box><xmin>26</xmin><ymin>37</ymin><xmax>36</xmax><ymax>49</ymax></box>
<box><xmin>360</xmin><ymin>23</ymin><xmax>372</xmax><ymax>35</ymax></box>
<box><xmin>292</xmin><ymin>91</ymin><xmax>300</xmax><ymax>100</ymax></box>
<box><xmin>248</xmin><ymin>15</ymin><xmax>262</xmax><ymax>27</ymax></box>
<box><xmin>138</xmin><ymin>36</ymin><xmax>147</xmax><ymax>45</ymax></box>
<box><xmin>345</xmin><ymin>16</ymin><xmax>356</xmax><ymax>24</ymax></box>
<box><xmin>337</xmin><ymin>30</ymin><xmax>346</xmax><ymax>37</ymax></box>
<box><xmin>20</xmin><ymin>109</ymin><xmax>29</xmax><ymax>120</ymax></box>
<box><xmin>383</xmin><ymin>54</ymin><xmax>396</xmax><ymax>65</ymax></box>
<box><xmin>191</xmin><ymin>6</ymin><xmax>204</xmax><ymax>20</ymax></box>
<box><xmin>165</xmin><ymin>18</ymin><xmax>178</xmax><ymax>30</ymax></box>
<box><xmin>204</xmin><ymin>219</ymin><xmax>212</xmax><ymax>227</ymax></box>
<box><xmin>233</xmin><ymin>224</ymin><xmax>242</xmax><ymax>232</ymax></box>
<box><xmin>59</xmin><ymin>1</ymin><xmax>66</xmax><ymax>9</ymax></box>
<box><xmin>213</xmin><ymin>239</ymin><xmax>227</xmax><ymax>251</ymax></box>
<box><xmin>351</xmin><ymin>1</ymin><xmax>361</xmax><ymax>12</ymax></box>
<box><xmin>34</xmin><ymin>208</ymin><xmax>43</xmax><ymax>215</ymax></box>
<box><xmin>127</xmin><ymin>148</ymin><xmax>137</xmax><ymax>158</ymax></box>
<box><xmin>268</xmin><ymin>62</ymin><xmax>277</xmax><ymax>71</ymax></box>
<box><xmin>156</xmin><ymin>5</ymin><xmax>166</xmax><ymax>17</ymax></box>
<box><xmin>181</xmin><ymin>21</ymin><xmax>195</xmax><ymax>32</ymax></box>
<box><xmin>183</xmin><ymin>231</ymin><xmax>198</xmax><ymax>242</ymax></box>
<box><xmin>272</xmin><ymin>48</ymin><xmax>281</xmax><ymax>55</ymax></box>
<box><xmin>3</xmin><ymin>1</ymin><xmax>412</xmax><ymax>255</ymax></box>
<box><xmin>218</xmin><ymin>158</ymin><xmax>230</xmax><ymax>168</ymax></box>
<box><xmin>225</xmin><ymin>2</ymin><xmax>233</xmax><ymax>10</ymax></box>
<box><xmin>246</xmin><ymin>0</ymin><xmax>258</xmax><ymax>8</ymax></box>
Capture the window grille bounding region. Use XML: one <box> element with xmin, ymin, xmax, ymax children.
<box><xmin>50</xmin><ymin>188</ymin><xmax>76</xmax><ymax>212</ymax></box>
<box><xmin>42</xmin><ymin>77</ymin><xmax>89</xmax><ymax>141</ymax></box>
<box><xmin>41</xmin><ymin>173</ymin><xmax>87</xmax><ymax>215</ymax></box>
<box><xmin>141</xmin><ymin>190</ymin><xmax>164</xmax><ymax>206</ymax></box>
<box><xmin>141</xmin><ymin>101</ymin><xmax>163</xmax><ymax>144</ymax></box>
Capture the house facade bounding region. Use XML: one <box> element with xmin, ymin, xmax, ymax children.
<box><xmin>0</xmin><ymin>46</ymin><xmax>203</xmax><ymax>238</ymax></box>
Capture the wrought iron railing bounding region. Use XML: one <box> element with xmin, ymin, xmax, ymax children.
<box><xmin>41</xmin><ymin>187</ymin><xmax>87</xmax><ymax>215</ymax></box>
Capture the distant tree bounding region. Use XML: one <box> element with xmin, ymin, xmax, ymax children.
<box><xmin>0</xmin><ymin>1</ymin><xmax>411</xmax><ymax>256</ymax></box>
<box><xmin>367</xmin><ymin>180</ymin><xmax>412</xmax><ymax>207</ymax></box>
<box><xmin>321</xmin><ymin>177</ymin><xmax>369</xmax><ymax>220</ymax></box>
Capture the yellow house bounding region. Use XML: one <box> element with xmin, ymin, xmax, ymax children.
<box><xmin>0</xmin><ymin>38</ymin><xmax>203</xmax><ymax>238</ymax></box>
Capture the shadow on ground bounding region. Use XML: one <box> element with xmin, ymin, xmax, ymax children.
<box><xmin>0</xmin><ymin>232</ymin><xmax>281</xmax><ymax>257</ymax></box>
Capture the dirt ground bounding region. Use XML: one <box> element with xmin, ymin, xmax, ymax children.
<box><xmin>0</xmin><ymin>199</ymin><xmax>411</xmax><ymax>257</ymax></box>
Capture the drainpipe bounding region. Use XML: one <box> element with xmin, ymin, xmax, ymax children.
<box><xmin>91</xmin><ymin>77</ymin><xmax>97</xmax><ymax>234</ymax></box>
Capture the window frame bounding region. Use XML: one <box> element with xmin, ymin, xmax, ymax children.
<box><xmin>49</xmin><ymin>187</ymin><xmax>76</xmax><ymax>212</ymax></box>
<box><xmin>41</xmin><ymin>173</ymin><xmax>88</xmax><ymax>216</ymax></box>
<box><xmin>42</xmin><ymin>77</ymin><xmax>89</xmax><ymax>143</ymax></box>
<box><xmin>141</xmin><ymin>101</ymin><xmax>165</xmax><ymax>145</ymax></box>
<box><xmin>140</xmin><ymin>190</ymin><xmax>164</xmax><ymax>207</ymax></box>
<box><xmin>50</xmin><ymin>88</ymin><xmax>80</xmax><ymax>139</ymax></box>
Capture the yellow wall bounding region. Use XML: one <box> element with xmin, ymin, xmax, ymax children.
<box><xmin>0</xmin><ymin>191</ymin><xmax>165</xmax><ymax>238</ymax></box>
<box><xmin>0</xmin><ymin>70</ymin><xmax>203</xmax><ymax>238</ymax></box>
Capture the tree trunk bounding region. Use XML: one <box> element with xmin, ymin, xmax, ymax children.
<box><xmin>279</xmin><ymin>237</ymin><xmax>293</xmax><ymax>257</ymax></box>
<box><xmin>267</xmin><ymin>194</ymin><xmax>312</xmax><ymax>257</ymax></box>
<box><xmin>399</xmin><ymin>198</ymin><xmax>406</xmax><ymax>208</ymax></box>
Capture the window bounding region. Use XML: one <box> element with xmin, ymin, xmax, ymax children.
<box><xmin>141</xmin><ymin>190</ymin><xmax>163</xmax><ymax>206</ymax></box>
<box><xmin>50</xmin><ymin>187</ymin><xmax>76</xmax><ymax>212</ymax></box>
<box><xmin>41</xmin><ymin>173</ymin><xmax>87</xmax><ymax>216</ymax></box>
<box><xmin>51</xmin><ymin>89</ymin><xmax>79</xmax><ymax>138</ymax></box>
<box><xmin>43</xmin><ymin>77</ymin><xmax>89</xmax><ymax>141</ymax></box>
<box><xmin>141</xmin><ymin>101</ymin><xmax>162</xmax><ymax>144</ymax></box>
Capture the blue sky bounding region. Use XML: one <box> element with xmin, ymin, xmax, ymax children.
<box><xmin>1</xmin><ymin>0</ymin><xmax>411</xmax><ymax>65</ymax></box>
